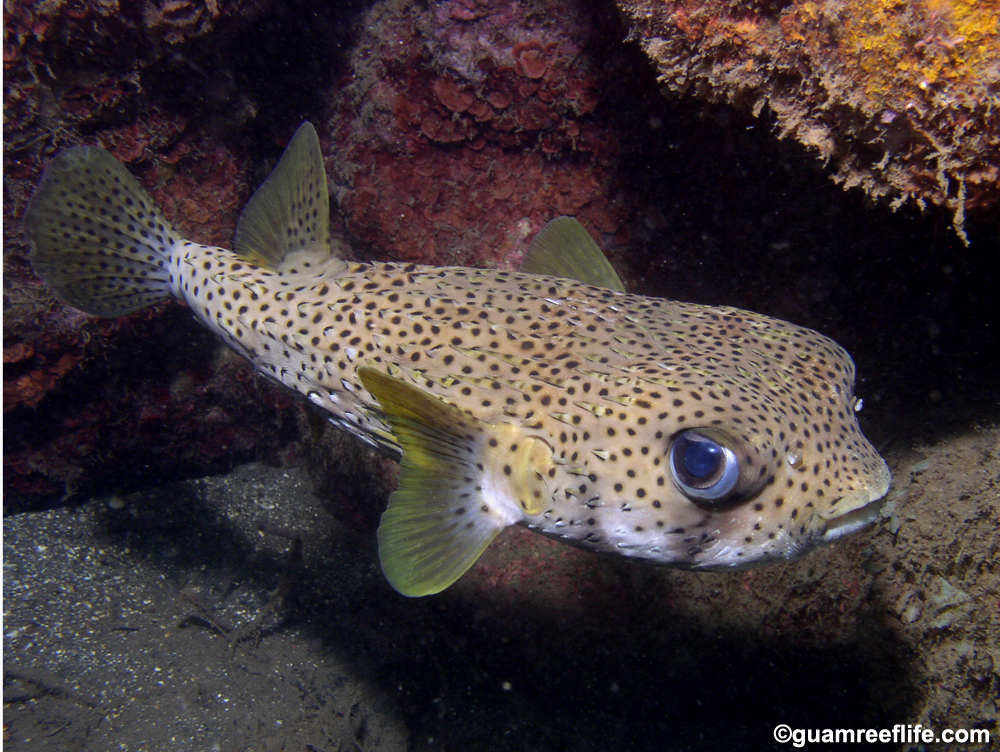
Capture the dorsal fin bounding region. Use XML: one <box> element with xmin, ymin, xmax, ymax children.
<box><xmin>519</xmin><ymin>216</ymin><xmax>625</xmax><ymax>292</ymax></box>
<box><xmin>233</xmin><ymin>122</ymin><xmax>331</xmax><ymax>268</ymax></box>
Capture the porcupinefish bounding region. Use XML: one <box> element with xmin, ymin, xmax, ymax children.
<box><xmin>24</xmin><ymin>123</ymin><xmax>891</xmax><ymax>596</ymax></box>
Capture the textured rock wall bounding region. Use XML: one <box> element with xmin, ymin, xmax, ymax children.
<box><xmin>616</xmin><ymin>0</ymin><xmax>1000</xmax><ymax>241</ymax></box>
<box><xmin>3</xmin><ymin>0</ymin><xmax>299</xmax><ymax>509</ymax></box>
<box><xmin>329</xmin><ymin>0</ymin><xmax>635</xmax><ymax>268</ymax></box>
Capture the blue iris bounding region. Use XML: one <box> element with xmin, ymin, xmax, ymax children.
<box><xmin>684</xmin><ymin>439</ymin><xmax>723</xmax><ymax>478</ymax></box>
<box><xmin>670</xmin><ymin>430</ymin><xmax>742</xmax><ymax>503</ymax></box>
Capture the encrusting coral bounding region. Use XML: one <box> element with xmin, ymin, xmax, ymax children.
<box><xmin>616</xmin><ymin>0</ymin><xmax>1000</xmax><ymax>242</ymax></box>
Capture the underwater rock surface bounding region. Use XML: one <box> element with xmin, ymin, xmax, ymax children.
<box><xmin>4</xmin><ymin>0</ymin><xmax>305</xmax><ymax>507</ymax></box>
<box><xmin>616</xmin><ymin>0</ymin><xmax>1000</xmax><ymax>240</ymax></box>
<box><xmin>330</xmin><ymin>0</ymin><xmax>634</xmax><ymax>268</ymax></box>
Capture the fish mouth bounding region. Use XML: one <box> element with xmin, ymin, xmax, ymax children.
<box><xmin>818</xmin><ymin>497</ymin><xmax>883</xmax><ymax>543</ymax></box>
<box><xmin>816</xmin><ymin>467</ymin><xmax>892</xmax><ymax>544</ymax></box>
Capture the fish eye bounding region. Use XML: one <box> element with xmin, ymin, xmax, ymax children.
<box><xmin>669</xmin><ymin>429</ymin><xmax>741</xmax><ymax>502</ymax></box>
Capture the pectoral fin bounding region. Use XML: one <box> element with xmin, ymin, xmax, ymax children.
<box><xmin>358</xmin><ymin>367</ymin><xmax>546</xmax><ymax>597</ymax></box>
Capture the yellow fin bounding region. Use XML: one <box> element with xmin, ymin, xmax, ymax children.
<box><xmin>233</xmin><ymin>122</ymin><xmax>331</xmax><ymax>268</ymax></box>
<box><xmin>358</xmin><ymin>367</ymin><xmax>515</xmax><ymax>597</ymax></box>
<box><xmin>519</xmin><ymin>216</ymin><xmax>625</xmax><ymax>292</ymax></box>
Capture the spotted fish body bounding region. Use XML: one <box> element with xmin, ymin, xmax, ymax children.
<box><xmin>25</xmin><ymin>123</ymin><xmax>891</xmax><ymax>596</ymax></box>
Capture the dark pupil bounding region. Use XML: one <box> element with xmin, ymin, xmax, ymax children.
<box><xmin>684</xmin><ymin>440</ymin><xmax>721</xmax><ymax>478</ymax></box>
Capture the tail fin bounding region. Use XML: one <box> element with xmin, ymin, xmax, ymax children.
<box><xmin>24</xmin><ymin>146</ymin><xmax>183</xmax><ymax>317</ymax></box>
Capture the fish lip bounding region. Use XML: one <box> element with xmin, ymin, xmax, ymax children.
<box><xmin>818</xmin><ymin>496</ymin><xmax>884</xmax><ymax>543</ymax></box>
<box><xmin>817</xmin><ymin>468</ymin><xmax>892</xmax><ymax>544</ymax></box>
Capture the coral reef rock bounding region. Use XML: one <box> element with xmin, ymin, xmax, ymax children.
<box><xmin>616</xmin><ymin>0</ymin><xmax>1000</xmax><ymax>241</ymax></box>
<box><xmin>330</xmin><ymin>0</ymin><xmax>634</xmax><ymax>269</ymax></box>
<box><xmin>3</xmin><ymin>0</ymin><xmax>297</xmax><ymax>512</ymax></box>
